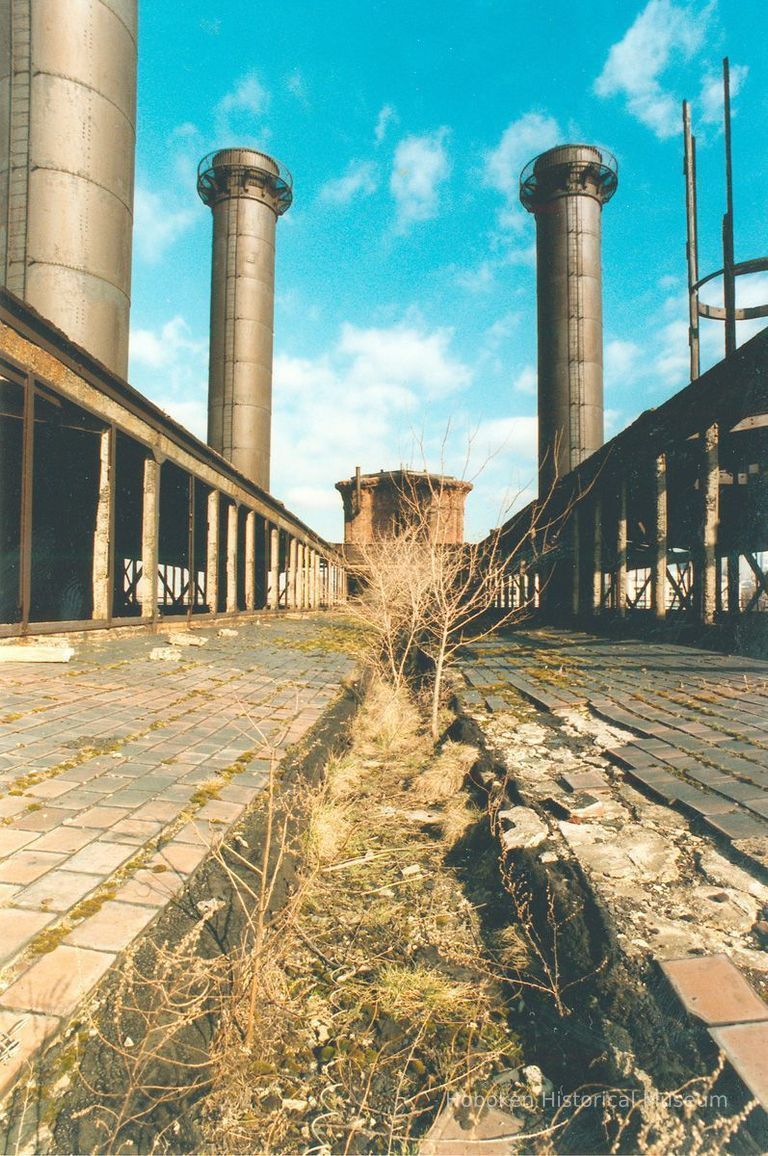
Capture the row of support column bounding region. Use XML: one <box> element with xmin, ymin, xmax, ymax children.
<box><xmin>504</xmin><ymin>420</ymin><xmax>721</xmax><ymax>628</ymax></box>
<box><xmin>94</xmin><ymin>454</ymin><xmax>348</xmax><ymax>622</ymax></box>
<box><xmin>578</xmin><ymin>423</ymin><xmax>720</xmax><ymax>625</ymax></box>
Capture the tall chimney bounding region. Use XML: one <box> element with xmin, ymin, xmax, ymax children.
<box><xmin>197</xmin><ymin>148</ymin><xmax>292</xmax><ymax>491</ymax></box>
<box><xmin>520</xmin><ymin>144</ymin><xmax>617</xmax><ymax>494</ymax></box>
<box><xmin>0</xmin><ymin>0</ymin><xmax>137</xmax><ymax>378</ymax></box>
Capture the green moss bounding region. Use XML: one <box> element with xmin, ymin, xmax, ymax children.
<box><xmin>189</xmin><ymin>783</ymin><xmax>223</xmax><ymax>806</ymax></box>
<box><xmin>27</xmin><ymin>926</ymin><xmax>70</xmax><ymax>956</ymax></box>
<box><xmin>70</xmin><ymin>888</ymin><xmax>117</xmax><ymax>921</ymax></box>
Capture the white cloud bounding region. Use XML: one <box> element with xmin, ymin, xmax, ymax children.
<box><xmin>455</xmin><ymin>238</ymin><xmax>535</xmax><ymax>293</ymax></box>
<box><xmin>654</xmin><ymin>316</ymin><xmax>691</xmax><ymax>387</ymax></box>
<box><xmin>466</xmin><ymin>416</ymin><xmax>539</xmax><ymax>524</ymax></box>
<box><xmin>390</xmin><ymin>128</ymin><xmax>451</xmax><ymax>232</ymax></box>
<box><xmin>455</xmin><ymin>261</ymin><xmax>496</xmax><ymax>293</ymax></box>
<box><xmin>162</xmin><ymin>399</ymin><xmax>208</xmax><ymax>439</ymax></box>
<box><xmin>483</xmin><ymin>312</ymin><xmax>520</xmax><ymax>348</ymax></box>
<box><xmin>133</xmin><ymin>185</ymin><xmax>197</xmax><ymax>263</ymax></box>
<box><xmin>485</xmin><ymin>111</ymin><xmax>561</xmax><ymax>230</ymax></box>
<box><xmin>131</xmin><ymin>315</ymin><xmax>205</xmax><ymax>370</ymax></box>
<box><xmin>736</xmin><ymin>272</ymin><xmax>768</xmax><ymax>310</ymax></box>
<box><xmin>604</xmin><ymin>338</ymin><xmax>641</xmax><ymax>386</ymax></box>
<box><xmin>215</xmin><ymin>72</ymin><xmax>270</xmax><ymax>140</ymax></box>
<box><xmin>338</xmin><ymin>321</ymin><xmax>471</xmax><ymax>398</ymax></box>
<box><xmin>170</xmin><ymin>122</ymin><xmax>199</xmax><ymax>141</ymax></box>
<box><xmin>271</xmin><ymin>319</ymin><xmax>475</xmax><ymax>535</ymax></box>
<box><xmin>605</xmin><ymin>409</ymin><xmax>623</xmax><ymax>436</ymax></box>
<box><xmin>500</xmin><ymin>242</ymin><xmax>537</xmax><ymax>267</ymax></box>
<box><xmin>319</xmin><ymin>160</ymin><xmax>379</xmax><ymax>205</ymax></box>
<box><xmin>375</xmin><ymin>104</ymin><xmax>398</xmax><ymax>145</ymax></box>
<box><xmin>699</xmin><ymin>63</ymin><xmax>748</xmax><ymax>124</ymax></box>
<box><xmin>594</xmin><ymin>0</ymin><xmax>714</xmax><ymax>138</ymax></box>
<box><xmin>128</xmin><ymin>312</ymin><xmax>533</xmax><ymax>541</ymax></box>
<box><xmin>286</xmin><ymin>70</ymin><xmax>309</xmax><ymax>105</ymax></box>
<box><xmin>647</xmin><ymin>274</ymin><xmax>768</xmax><ymax>394</ymax></box>
<box><xmin>129</xmin><ymin>316</ymin><xmax>209</xmax><ymax>438</ymax></box>
<box><xmin>474</xmin><ymin>416</ymin><xmax>537</xmax><ymax>460</ymax></box>
<box><xmin>217</xmin><ymin>72</ymin><xmax>269</xmax><ymax>118</ymax></box>
<box><xmin>513</xmin><ymin>365</ymin><xmax>537</xmax><ymax>395</ymax></box>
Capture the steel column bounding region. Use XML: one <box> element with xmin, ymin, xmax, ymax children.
<box><xmin>615</xmin><ymin>477</ymin><xmax>627</xmax><ymax>617</ymax></box>
<box><xmin>92</xmin><ymin>426</ymin><xmax>115</xmax><ymax>621</ymax></box>
<box><xmin>652</xmin><ymin>453</ymin><xmax>668</xmax><ymax>619</ymax></box>
<box><xmin>571</xmin><ymin>507</ymin><xmax>581</xmax><ymax>618</ymax></box>
<box><xmin>700</xmin><ymin>423</ymin><xmax>720</xmax><ymax>624</ymax></box>
<box><xmin>727</xmin><ymin>554</ymin><xmax>741</xmax><ymax>615</ymax></box>
<box><xmin>592</xmin><ymin>495</ymin><xmax>602</xmax><ymax>615</ymax></box>
<box><xmin>19</xmin><ymin>375</ymin><xmax>35</xmax><ymax>629</ymax></box>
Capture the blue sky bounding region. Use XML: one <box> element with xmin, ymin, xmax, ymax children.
<box><xmin>128</xmin><ymin>0</ymin><xmax>768</xmax><ymax>541</ymax></box>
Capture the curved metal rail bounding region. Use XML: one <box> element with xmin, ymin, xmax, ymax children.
<box><xmin>520</xmin><ymin>145</ymin><xmax>618</xmax><ymax>210</ymax></box>
<box><xmin>197</xmin><ymin>150</ymin><xmax>293</xmax><ymax>214</ymax></box>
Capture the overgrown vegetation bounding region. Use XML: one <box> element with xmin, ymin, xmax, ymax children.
<box><xmin>200</xmin><ymin>679</ymin><xmax>521</xmax><ymax>1153</ymax></box>
<box><xmin>342</xmin><ymin>472</ymin><xmax>573</xmax><ymax>739</ymax></box>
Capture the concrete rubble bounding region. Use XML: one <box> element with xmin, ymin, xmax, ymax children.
<box><xmin>0</xmin><ymin>645</ymin><xmax>75</xmax><ymax>664</ymax></box>
<box><xmin>479</xmin><ymin>699</ymin><xmax>768</xmax><ymax>970</ymax></box>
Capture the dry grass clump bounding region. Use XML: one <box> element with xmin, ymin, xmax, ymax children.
<box><xmin>200</xmin><ymin>680</ymin><xmax>520</xmax><ymax>1154</ymax></box>
<box><xmin>491</xmin><ymin>923</ymin><xmax>533</xmax><ymax>973</ymax></box>
<box><xmin>436</xmin><ymin>793</ymin><xmax>483</xmax><ymax>848</ymax></box>
<box><xmin>373</xmin><ymin>962</ymin><xmax>488</xmax><ymax>1025</ymax></box>
<box><xmin>306</xmin><ymin>794</ymin><xmax>356</xmax><ymax>867</ymax></box>
<box><xmin>413</xmin><ymin>739</ymin><xmax>477</xmax><ymax>805</ymax></box>
<box><xmin>354</xmin><ymin>676</ymin><xmax>427</xmax><ymax>760</ymax></box>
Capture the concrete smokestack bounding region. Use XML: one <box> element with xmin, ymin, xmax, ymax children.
<box><xmin>0</xmin><ymin>0</ymin><xmax>137</xmax><ymax>378</ymax></box>
<box><xmin>520</xmin><ymin>144</ymin><xmax>617</xmax><ymax>495</ymax></box>
<box><xmin>197</xmin><ymin>148</ymin><xmax>293</xmax><ymax>491</ymax></box>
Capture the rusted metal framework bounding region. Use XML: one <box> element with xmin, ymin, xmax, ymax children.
<box><xmin>685</xmin><ymin>59</ymin><xmax>768</xmax><ymax>378</ymax></box>
<box><xmin>0</xmin><ymin>288</ymin><xmax>347</xmax><ymax>637</ymax></box>
<box><xmin>491</xmin><ymin>325</ymin><xmax>768</xmax><ymax>633</ymax></box>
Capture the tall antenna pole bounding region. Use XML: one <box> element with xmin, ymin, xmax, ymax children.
<box><xmin>722</xmin><ymin>57</ymin><xmax>737</xmax><ymax>357</ymax></box>
<box><xmin>683</xmin><ymin>100</ymin><xmax>700</xmax><ymax>380</ymax></box>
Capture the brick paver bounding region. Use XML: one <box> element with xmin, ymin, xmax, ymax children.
<box><xmin>0</xmin><ymin>616</ymin><xmax>355</xmax><ymax>1099</ymax></box>
<box><xmin>460</xmin><ymin>629</ymin><xmax>768</xmax><ymax>864</ymax></box>
<box><xmin>660</xmin><ymin>954</ymin><xmax>768</xmax><ymax>1026</ymax></box>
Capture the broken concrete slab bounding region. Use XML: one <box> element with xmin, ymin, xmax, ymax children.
<box><xmin>625</xmin><ymin>832</ymin><xmax>680</xmax><ymax>881</ymax></box>
<box><xmin>498</xmin><ymin>807</ymin><xmax>550</xmax><ymax>851</ymax></box>
<box><xmin>149</xmin><ymin>646</ymin><xmax>182</xmax><ymax>661</ymax></box>
<box><xmin>561</xmin><ymin>790</ymin><xmax>604</xmax><ymax>818</ymax></box>
<box><xmin>0</xmin><ymin>645</ymin><xmax>74</xmax><ymax>664</ymax></box>
<box><xmin>697</xmin><ymin>847</ymin><xmax>768</xmax><ymax>903</ymax></box>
